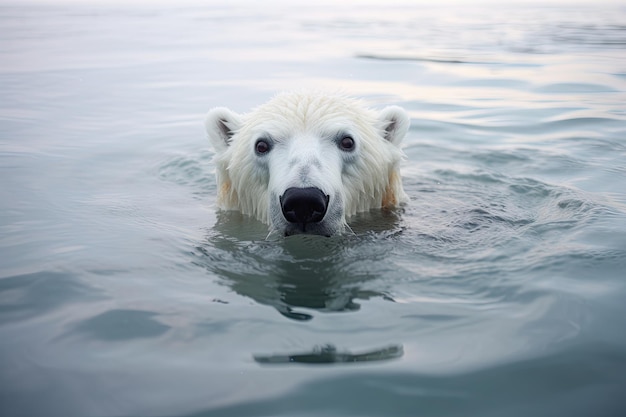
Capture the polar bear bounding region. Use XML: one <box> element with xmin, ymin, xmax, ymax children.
<box><xmin>204</xmin><ymin>91</ymin><xmax>410</xmax><ymax>237</ymax></box>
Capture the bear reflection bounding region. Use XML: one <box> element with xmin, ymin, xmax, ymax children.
<box><xmin>198</xmin><ymin>210</ymin><xmax>402</xmax><ymax>321</ymax></box>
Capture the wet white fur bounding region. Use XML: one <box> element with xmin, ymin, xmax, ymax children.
<box><xmin>205</xmin><ymin>91</ymin><xmax>410</xmax><ymax>236</ymax></box>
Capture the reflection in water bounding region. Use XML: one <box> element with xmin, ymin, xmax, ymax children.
<box><xmin>194</xmin><ymin>210</ymin><xmax>404</xmax><ymax>321</ymax></box>
<box><xmin>254</xmin><ymin>343</ymin><xmax>403</xmax><ymax>365</ymax></box>
<box><xmin>194</xmin><ymin>211</ymin><xmax>407</xmax><ymax>365</ymax></box>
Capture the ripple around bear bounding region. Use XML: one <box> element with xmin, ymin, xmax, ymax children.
<box><xmin>204</xmin><ymin>91</ymin><xmax>410</xmax><ymax>237</ymax></box>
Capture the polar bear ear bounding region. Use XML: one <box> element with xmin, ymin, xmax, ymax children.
<box><xmin>379</xmin><ymin>106</ymin><xmax>410</xmax><ymax>147</ymax></box>
<box><xmin>205</xmin><ymin>107</ymin><xmax>243</xmax><ymax>153</ymax></box>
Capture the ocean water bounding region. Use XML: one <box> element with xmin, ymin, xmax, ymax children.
<box><xmin>1</xmin><ymin>1</ymin><xmax>626</xmax><ymax>416</ymax></box>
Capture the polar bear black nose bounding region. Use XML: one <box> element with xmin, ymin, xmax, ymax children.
<box><xmin>280</xmin><ymin>187</ymin><xmax>329</xmax><ymax>225</ymax></box>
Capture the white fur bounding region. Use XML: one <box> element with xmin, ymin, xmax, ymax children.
<box><xmin>205</xmin><ymin>91</ymin><xmax>410</xmax><ymax>236</ymax></box>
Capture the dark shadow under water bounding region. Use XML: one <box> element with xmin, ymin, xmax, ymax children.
<box><xmin>195</xmin><ymin>209</ymin><xmax>405</xmax><ymax>322</ymax></box>
<box><xmin>193</xmin><ymin>209</ymin><xmax>407</xmax><ymax>364</ymax></box>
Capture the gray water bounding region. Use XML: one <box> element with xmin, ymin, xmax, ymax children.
<box><xmin>1</xmin><ymin>1</ymin><xmax>626</xmax><ymax>416</ymax></box>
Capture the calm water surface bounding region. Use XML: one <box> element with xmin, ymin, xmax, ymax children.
<box><xmin>1</xmin><ymin>1</ymin><xmax>626</xmax><ymax>416</ymax></box>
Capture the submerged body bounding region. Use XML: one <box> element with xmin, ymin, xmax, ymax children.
<box><xmin>205</xmin><ymin>92</ymin><xmax>410</xmax><ymax>236</ymax></box>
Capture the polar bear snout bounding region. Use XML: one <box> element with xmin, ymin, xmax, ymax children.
<box><xmin>280</xmin><ymin>187</ymin><xmax>330</xmax><ymax>228</ymax></box>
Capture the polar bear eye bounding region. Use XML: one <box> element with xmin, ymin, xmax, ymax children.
<box><xmin>255</xmin><ymin>138</ymin><xmax>271</xmax><ymax>155</ymax></box>
<box><xmin>339</xmin><ymin>136</ymin><xmax>355</xmax><ymax>151</ymax></box>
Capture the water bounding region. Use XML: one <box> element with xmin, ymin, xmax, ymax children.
<box><xmin>1</xmin><ymin>1</ymin><xmax>626</xmax><ymax>416</ymax></box>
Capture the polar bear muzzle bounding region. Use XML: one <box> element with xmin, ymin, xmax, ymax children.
<box><xmin>280</xmin><ymin>187</ymin><xmax>330</xmax><ymax>233</ymax></box>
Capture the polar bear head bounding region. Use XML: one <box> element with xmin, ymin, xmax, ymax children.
<box><xmin>205</xmin><ymin>92</ymin><xmax>410</xmax><ymax>237</ymax></box>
